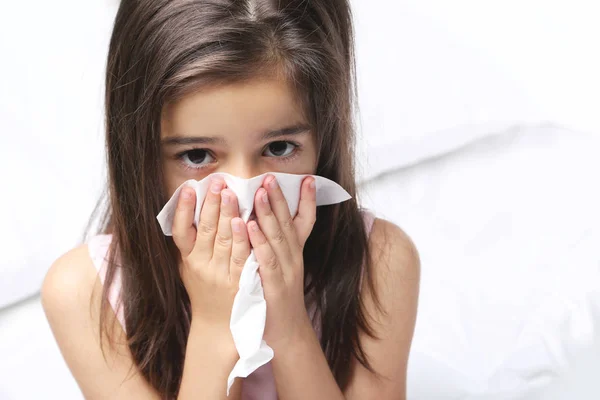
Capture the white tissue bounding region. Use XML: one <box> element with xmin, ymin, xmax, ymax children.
<box><xmin>156</xmin><ymin>172</ymin><xmax>351</xmax><ymax>394</ymax></box>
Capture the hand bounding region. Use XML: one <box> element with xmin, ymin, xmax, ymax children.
<box><xmin>247</xmin><ymin>175</ymin><xmax>317</xmax><ymax>350</ymax></box>
<box><xmin>172</xmin><ymin>178</ymin><xmax>251</xmax><ymax>336</ymax></box>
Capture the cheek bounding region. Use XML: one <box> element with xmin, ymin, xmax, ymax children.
<box><xmin>270</xmin><ymin>151</ymin><xmax>316</xmax><ymax>175</ymax></box>
<box><xmin>302</xmin><ymin>141</ymin><xmax>318</xmax><ymax>174</ymax></box>
<box><xmin>161</xmin><ymin>162</ymin><xmax>183</xmax><ymax>199</ymax></box>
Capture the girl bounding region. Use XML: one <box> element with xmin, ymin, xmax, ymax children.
<box><xmin>42</xmin><ymin>0</ymin><xmax>420</xmax><ymax>399</ymax></box>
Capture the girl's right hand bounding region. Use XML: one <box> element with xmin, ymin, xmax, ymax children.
<box><xmin>172</xmin><ymin>178</ymin><xmax>250</xmax><ymax>335</ymax></box>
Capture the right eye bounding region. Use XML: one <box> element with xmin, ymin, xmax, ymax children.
<box><xmin>177</xmin><ymin>149</ymin><xmax>216</xmax><ymax>170</ymax></box>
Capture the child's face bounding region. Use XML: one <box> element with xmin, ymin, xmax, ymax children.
<box><xmin>160</xmin><ymin>77</ymin><xmax>318</xmax><ymax>196</ymax></box>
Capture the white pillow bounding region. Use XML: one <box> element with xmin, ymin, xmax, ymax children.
<box><xmin>351</xmin><ymin>0</ymin><xmax>600</xmax><ymax>181</ymax></box>
<box><xmin>359</xmin><ymin>125</ymin><xmax>600</xmax><ymax>399</ymax></box>
<box><xmin>351</xmin><ymin>0</ymin><xmax>545</xmax><ymax>182</ymax></box>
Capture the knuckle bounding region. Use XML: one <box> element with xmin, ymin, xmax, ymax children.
<box><xmin>265</xmin><ymin>255</ymin><xmax>279</xmax><ymax>270</ymax></box>
<box><xmin>180</xmin><ymin>254</ymin><xmax>191</xmax><ymax>266</ymax></box>
<box><xmin>292</xmin><ymin>240</ymin><xmax>303</xmax><ymax>253</ymax></box>
<box><xmin>281</xmin><ymin>217</ymin><xmax>294</xmax><ymax>231</ymax></box>
<box><xmin>198</xmin><ymin>220</ymin><xmax>215</xmax><ymax>236</ymax></box>
<box><xmin>231</xmin><ymin>254</ymin><xmax>247</xmax><ymax>267</ymax></box>
<box><xmin>172</xmin><ymin>232</ymin><xmax>187</xmax><ymax>247</ymax></box>
<box><xmin>172</xmin><ymin>228</ymin><xmax>184</xmax><ymax>240</ymax></box>
<box><xmin>220</xmin><ymin>202</ymin><xmax>232</xmax><ymax>217</ymax></box>
<box><xmin>189</xmin><ymin>263</ymin><xmax>203</xmax><ymax>275</ymax></box>
<box><xmin>215</xmin><ymin>233</ymin><xmax>231</xmax><ymax>248</ymax></box>
<box><xmin>233</xmin><ymin>234</ymin><xmax>246</xmax><ymax>244</ymax></box>
<box><xmin>273</xmin><ymin>229</ymin><xmax>286</xmax><ymax>244</ymax></box>
<box><xmin>184</xmin><ymin>258</ymin><xmax>202</xmax><ymax>275</ymax></box>
<box><xmin>175</xmin><ymin>205</ymin><xmax>187</xmax><ymax>217</ymax></box>
<box><xmin>262</xmin><ymin>205</ymin><xmax>273</xmax><ymax>216</ymax></box>
<box><xmin>274</xmin><ymin>196</ymin><xmax>287</xmax><ymax>207</ymax></box>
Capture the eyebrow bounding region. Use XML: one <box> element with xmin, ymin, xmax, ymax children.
<box><xmin>162</xmin><ymin>124</ymin><xmax>311</xmax><ymax>146</ymax></box>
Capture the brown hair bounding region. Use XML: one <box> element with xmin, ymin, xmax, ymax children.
<box><xmin>87</xmin><ymin>0</ymin><xmax>379</xmax><ymax>397</ymax></box>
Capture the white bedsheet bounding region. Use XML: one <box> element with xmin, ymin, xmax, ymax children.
<box><xmin>360</xmin><ymin>124</ymin><xmax>600</xmax><ymax>399</ymax></box>
<box><xmin>0</xmin><ymin>296</ymin><xmax>81</xmax><ymax>399</ymax></box>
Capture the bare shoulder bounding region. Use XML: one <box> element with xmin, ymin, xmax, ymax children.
<box><xmin>368</xmin><ymin>217</ymin><xmax>421</xmax><ymax>285</ymax></box>
<box><xmin>41</xmin><ymin>244</ymin><xmax>99</xmax><ymax>320</ymax></box>
<box><xmin>41</xmin><ymin>243</ymin><xmax>157</xmax><ymax>398</ymax></box>
<box><xmin>365</xmin><ymin>217</ymin><xmax>421</xmax><ymax>330</ymax></box>
<box><xmin>345</xmin><ymin>218</ymin><xmax>420</xmax><ymax>399</ymax></box>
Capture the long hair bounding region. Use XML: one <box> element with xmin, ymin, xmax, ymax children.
<box><xmin>87</xmin><ymin>0</ymin><xmax>379</xmax><ymax>397</ymax></box>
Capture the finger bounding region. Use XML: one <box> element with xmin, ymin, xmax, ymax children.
<box><xmin>254</xmin><ymin>186</ymin><xmax>294</xmax><ymax>276</ymax></box>
<box><xmin>192</xmin><ymin>178</ymin><xmax>224</xmax><ymax>261</ymax></box>
<box><xmin>263</xmin><ymin>175</ymin><xmax>297</xmax><ymax>244</ymax></box>
<box><xmin>230</xmin><ymin>217</ymin><xmax>250</xmax><ymax>285</ymax></box>
<box><xmin>171</xmin><ymin>186</ymin><xmax>197</xmax><ymax>257</ymax></box>
<box><xmin>247</xmin><ymin>220</ymin><xmax>285</xmax><ymax>289</ymax></box>
<box><xmin>212</xmin><ymin>188</ymin><xmax>238</xmax><ymax>270</ymax></box>
<box><xmin>293</xmin><ymin>177</ymin><xmax>317</xmax><ymax>246</ymax></box>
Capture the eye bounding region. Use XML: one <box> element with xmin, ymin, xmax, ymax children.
<box><xmin>179</xmin><ymin>149</ymin><xmax>215</xmax><ymax>169</ymax></box>
<box><xmin>263</xmin><ymin>141</ymin><xmax>297</xmax><ymax>157</ymax></box>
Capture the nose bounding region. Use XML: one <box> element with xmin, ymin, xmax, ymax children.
<box><xmin>222</xmin><ymin>157</ymin><xmax>262</xmax><ymax>180</ymax></box>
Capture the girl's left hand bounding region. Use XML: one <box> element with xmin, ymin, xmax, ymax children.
<box><xmin>247</xmin><ymin>175</ymin><xmax>317</xmax><ymax>350</ymax></box>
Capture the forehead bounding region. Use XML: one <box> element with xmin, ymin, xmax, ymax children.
<box><xmin>161</xmin><ymin>78</ymin><xmax>308</xmax><ymax>139</ymax></box>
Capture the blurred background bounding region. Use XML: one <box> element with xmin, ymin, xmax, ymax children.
<box><xmin>1</xmin><ymin>0</ymin><xmax>598</xmax><ymax>399</ymax></box>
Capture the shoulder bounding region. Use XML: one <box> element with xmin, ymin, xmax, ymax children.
<box><xmin>365</xmin><ymin>217</ymin><xmax>420</xmax><ymax>326</ymax></box>
<box><xmin>41</xmin><ymin>243</ymin><xmax>100</xmax><ymax>319</ymax></box>
<box><xmin>368</xmin><ymin>217</ymin><xmax>421</xmax><ymax>286</ymax></box>
<box><xmin>42</xmin><ymin>234</ymin><xmax>116</xmax><ymax>324</ymax></box>
<box><xmin>346</xmin><ymin>218</ymin><xmax>420</xmax><ymax>398</ymax></box>
<box><xmin>41</xmin><ymin>244</ymin><xmax>104</xmax><ymax>381</ymax></box>
<box><xmin>41</xmin><ymin>243</ymin><xmax>154</xmax><ymax>398</ymax></box>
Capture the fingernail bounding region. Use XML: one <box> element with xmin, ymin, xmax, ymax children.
<box><xmin>261</xmin><ymin>190</ymin><xmax>269</xmax><ymax>204</ymax></box>
<box><xmin>210</xmin><ymin>181</ymin><xmax>223</xmax><ymax>194</ymax></box>
<box><xmin>268</xmin><ymin>176</ymin><xmax>278</xmax><ymax>189</ymax></box>
<box><xmin>181</xmin><ymin>188</ymin><xmax>193</xmax><ymax>199</ymax></box>
<box><xmin>310</xmin><ymin>179</ymin><xmax>316</xmax><ymax>189</ymax></box>
<box><xmin>222</xmin><ymin>191</ymin><xmax>230</xmax><ymax>205</ymax></box>
<box><xmin>250</xmin><ymin>221</ymin><xmax>259</xmax><ymax>232</ymax></box>
<box><xmin>232</xmin><ymin>219</ymin><xmax>241</xmax><ymax>232</ymax></box>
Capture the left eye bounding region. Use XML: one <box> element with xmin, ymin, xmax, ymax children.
<box><xmin>264</xmin><ymin>141</ymin><xmax>296</xmax><ymax>157</ymax></box>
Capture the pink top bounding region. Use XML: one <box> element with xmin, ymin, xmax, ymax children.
<box><xmin>87</xmin><ymin>209</ymin><xmax>376</xmax><ymax>399</ymax></box>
